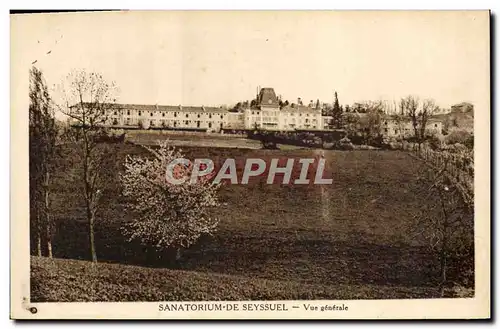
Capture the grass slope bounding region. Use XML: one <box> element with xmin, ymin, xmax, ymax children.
<box><xmin>32</xmin><ymin>144</ymin><xmax>463</xmax><ymax>301</ymax></box>
<box><xmin>31</xmin><ymin>256</ymin><xmax>440</xmax><ymax>302</ymax></box>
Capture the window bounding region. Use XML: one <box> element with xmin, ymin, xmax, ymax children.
<box><xmin>138</xmin><ymin>111</ymin><xmax>142</xmax><ymax>116</ymax></box>
<box><xmin>162</xmin><ymin>113</ymin><xmax>165</xmax><ymax>117</ymax></box>
<box><xmin>186</xmin><ymin>114</ymin><xmax>189</xmax><ymax>118</ymax></box>
<box><xmin>434</xmin><ymin>124</ymin><xmax>438</xmax><ymax>127</ymax></box>
<box><xmin>197</xmin><ymin>121</ymin><xmax>200</xmax><ymax>128</ymax></box>
<box><xmin>174</xmin><ymin>112</ymin><xmax>177</xmax><ymax>117</ymax></box>
<box><xmin>209</xmin><ymin>114</ymin><xmax>212</xmax><ymax>119</ymax></box>
<box><xmin>208</xmin><ymin>122</ymin><xmax>212</xmax><ymax>128</ymax></box>
<box><xmin>384</xmin><ymin>128</ymin><xmax>388</xmax><ymax>133</ymax></box>
<box><xmin>197</xmin><ymin>114</ymin><xmax>200</xmax><ymax>118</ymax></box>
<box><xmin>220</xmin><ymin>115</ymin><xmax>223</xmax><ymax>119</ymax></box>
<box><xmin>150</xmin><ymin>113</ymin><xmax>153</xmax><ymax>117</ymax></box>
<box><xmin>114</xmin><ymin>111</ymin><xmax>117</xmax><ymax>115</ymax></box>
<box><xmin>127</xmin><ymin>110</ymin><xmax>130</xmax><ymax>115</ymax></box>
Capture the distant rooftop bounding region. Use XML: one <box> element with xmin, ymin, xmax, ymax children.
<box><xmin>111</xmin><ymin>103</ymin><xmax>229</xmax><ymax>113</ymax></box>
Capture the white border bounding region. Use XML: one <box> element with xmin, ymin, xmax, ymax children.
<box><xmin>5</xmin><ymin>1</ymin><xmax>497</xmax><ymax>325</ymax></box>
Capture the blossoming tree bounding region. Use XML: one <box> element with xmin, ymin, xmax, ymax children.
<box><xmin>120</xmin><ymin>141</ymin><xmax>221</xmax><ymax>260</ymax></box>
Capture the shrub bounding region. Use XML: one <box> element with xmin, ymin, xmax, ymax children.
<box><xmin>337</xmin><ymin>136</ymin><xmax>354</xmax><ymax>150</ymax></box>
<box><xmin>464</xmin><ymin>134</ymin><xmax>474</xmax><ymax>150</ymax></box>
<box><xmin>445</xmin><ymin>130</ymin><xmax>472</xmax><ymax>146</ymax></box>
<box><xmin>426</xmin><ymin>135</ymin><xmax>443</xmax><ymax>150</ymax></box>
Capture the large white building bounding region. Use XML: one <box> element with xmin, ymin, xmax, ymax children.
<box><xmin>243</xmin><ymin>88</ymin><xmax>323</xmax><ymax>130</ymax></box>
<box><xmin>98</xmin><ymin>87</ymin><xmax>327</xmax><ymax>132</ymax></box>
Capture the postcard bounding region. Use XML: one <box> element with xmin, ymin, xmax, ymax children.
<box><xmin>10</xmin><ymin>10</ymin><xmax>490</xmax><ymax>319</ymax></box>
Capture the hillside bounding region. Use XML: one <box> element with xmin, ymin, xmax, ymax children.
<box><xmin>31</xmin><ymin>256</ymin><xmax>441</xmax><ymax>302</ymax></box>
<box><xmin>31</xmin><ymin>144</ymin><xmax>472</xmax><ymax>301</ymax></box>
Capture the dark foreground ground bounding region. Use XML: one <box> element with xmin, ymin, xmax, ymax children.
<box><xmin>31</xmin><ymin>256</ymin><xmax>441</xmax><ymax>301</ymax></box>
<box><xmin>31</xmin><ymin>142</ymin><xmax>472</xmax><ymax>301</ymax></box>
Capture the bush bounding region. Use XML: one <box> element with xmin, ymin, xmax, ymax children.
<box><xmin>354</xmin><ymin>145</ymin><xmax>379</xmax><ymax>150</ymax></box>
<box><xmin>322</xmin><ymin>142</ymin><xmax>335</xmax><ymax>150</ymax></box>
<box><xmin>444</xmin><ymin>143</ymin><xmax>468</xmax><ymax>153</ymax></box>
<box><xmin>426</xmin><ymin>135</ymin><xmax>443</xmax><ymax>150</ymax></box>
<box><xmin>464</xmin><ymin>134</ymin><xmax>474</xmax><ymax>150</ymax></box>
<box><xmin>337</xmin><ymin>136</ymin><xmax>354</xmax><ymax>150</ymax></box>
<box><xmin>381</xmin><ymin>136</ymin><xmax>401</xmax><ymax>150</ymax></box>
<box><xmin>444</xmin><ymin>130</ymin><xmax>472</xmax><ymax>146</ymax></box>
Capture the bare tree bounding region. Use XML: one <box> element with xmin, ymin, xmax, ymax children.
<box><xmin>360</xmin><ymin>101</ymin><xmax>384</xmax><ymax>143</ymax></box>
<box><xmin>400</xmin><ymin>95</ymin><xmax>420</xmax><ymax>140</ymax></box>
<box><xmin>59</xmin><ymin>70</ymin><xmax>117</xmax><ymax>262</ymax></box>
<box><xmin>420</xmin><ymin>99</ymin><xmax>440</xmax><ymax>139</ymax></box>
<box><xmin>400</xmin><ymin>96</ymin><xmax>439</xmax><ymax>145</ymax></box>
<box><xmin>29</xmin><ymin>66</ymin><xmax>59</xmax><ymax>258</ymax></box>
<box><xmin>409</xmin><ymin>159</ymin><xmax>474</xmax><ymax>296</ymax></box>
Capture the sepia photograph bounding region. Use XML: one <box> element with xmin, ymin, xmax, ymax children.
<box><xmin>10</xmin><ymin>10</ymin><xmax>490</xmax><ymax>319</ymax></box>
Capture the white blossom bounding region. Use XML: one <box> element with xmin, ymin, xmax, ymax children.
<box><xmin>120</xmin><ymin>141</ymin><xmax>221</xmax><ymax>250</ymax></box>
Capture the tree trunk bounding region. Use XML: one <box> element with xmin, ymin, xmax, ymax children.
<box><xmin>33</xmin><ymin>209</ymin><xmax>42</xmax><ymax>256</ymax></box>
<box><xmin>36</xmin><ymin>223</ymin><xmax>42</xmax><ymax>257</ymax></box>
<box><xmin>89</xmin><ymin>212</ymin><xmax>97</xmax><ymax>262</ymax></box>
<box><xmin>44</xmin><ymin>172</ymin><xmax>52</xmax><ymax>258</ymax></box>
<box><xmin>438</xmin><ymin>189</ymin><xmax>449</xmax><ymax>294</ymax></box>
<box><xmin>46</xmin><ymin>224</ymin><xmax>53</xmax><ymax>258</ymax></box>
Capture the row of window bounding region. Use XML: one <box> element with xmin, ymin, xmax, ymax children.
<box><xmin>112</xmin><ymin>110</ymin><xmax>226</xmax><ymax>119</ymax></box>
<box><xmin>246</xmin><ymin>117</ymin><xmax>318</xmax><ymax>123</ymax></box>
<box><xmin>250</xmin><ymin>111</ymin><xmax>317</xmax><ymax>117</ymax></box>
<box><xmin>111</xmin><ymin>118</ymin><xmax>224</xmax><ymax>129</ymax></box>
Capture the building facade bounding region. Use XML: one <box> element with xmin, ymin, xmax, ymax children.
<box><xmin>381</xmin><ymin>117</ymin><xmax>443</xmax><ymax>139</ymax></box>
<box><xmin>99</xmin><ymin>87</ymin><xmax>326</xmax><ymax>132</ymax></box>
<box><xmin>80</xmin><ymin>87</ymin><xmax>443</xmax><ymax>136</ymax></box>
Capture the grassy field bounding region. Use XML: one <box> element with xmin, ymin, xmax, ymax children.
<box><xmin>125</xmin><ymin>130</ymin><xmax>263</xmax><ymax>149</ymax></box>
<box><xmin>32</xmin><ymin>142</ymin><xmax>459</xmax><ymax>301</ymax></box>
<box><xmin>31</xmin><ymin>256</ymin><xmax>441</xmax><ymax>302</ymax></box>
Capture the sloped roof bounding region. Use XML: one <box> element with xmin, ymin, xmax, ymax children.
<box><xmin>258</xmin><ymin>88</ymin><xmax>279</xmax><ymax>106</ymax></box>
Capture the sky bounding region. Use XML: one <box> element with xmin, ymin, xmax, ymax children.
<box><xmin>11</xmin><ymin>11</ymin><xmax>490</xmax><ymax>111</ymax></box>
